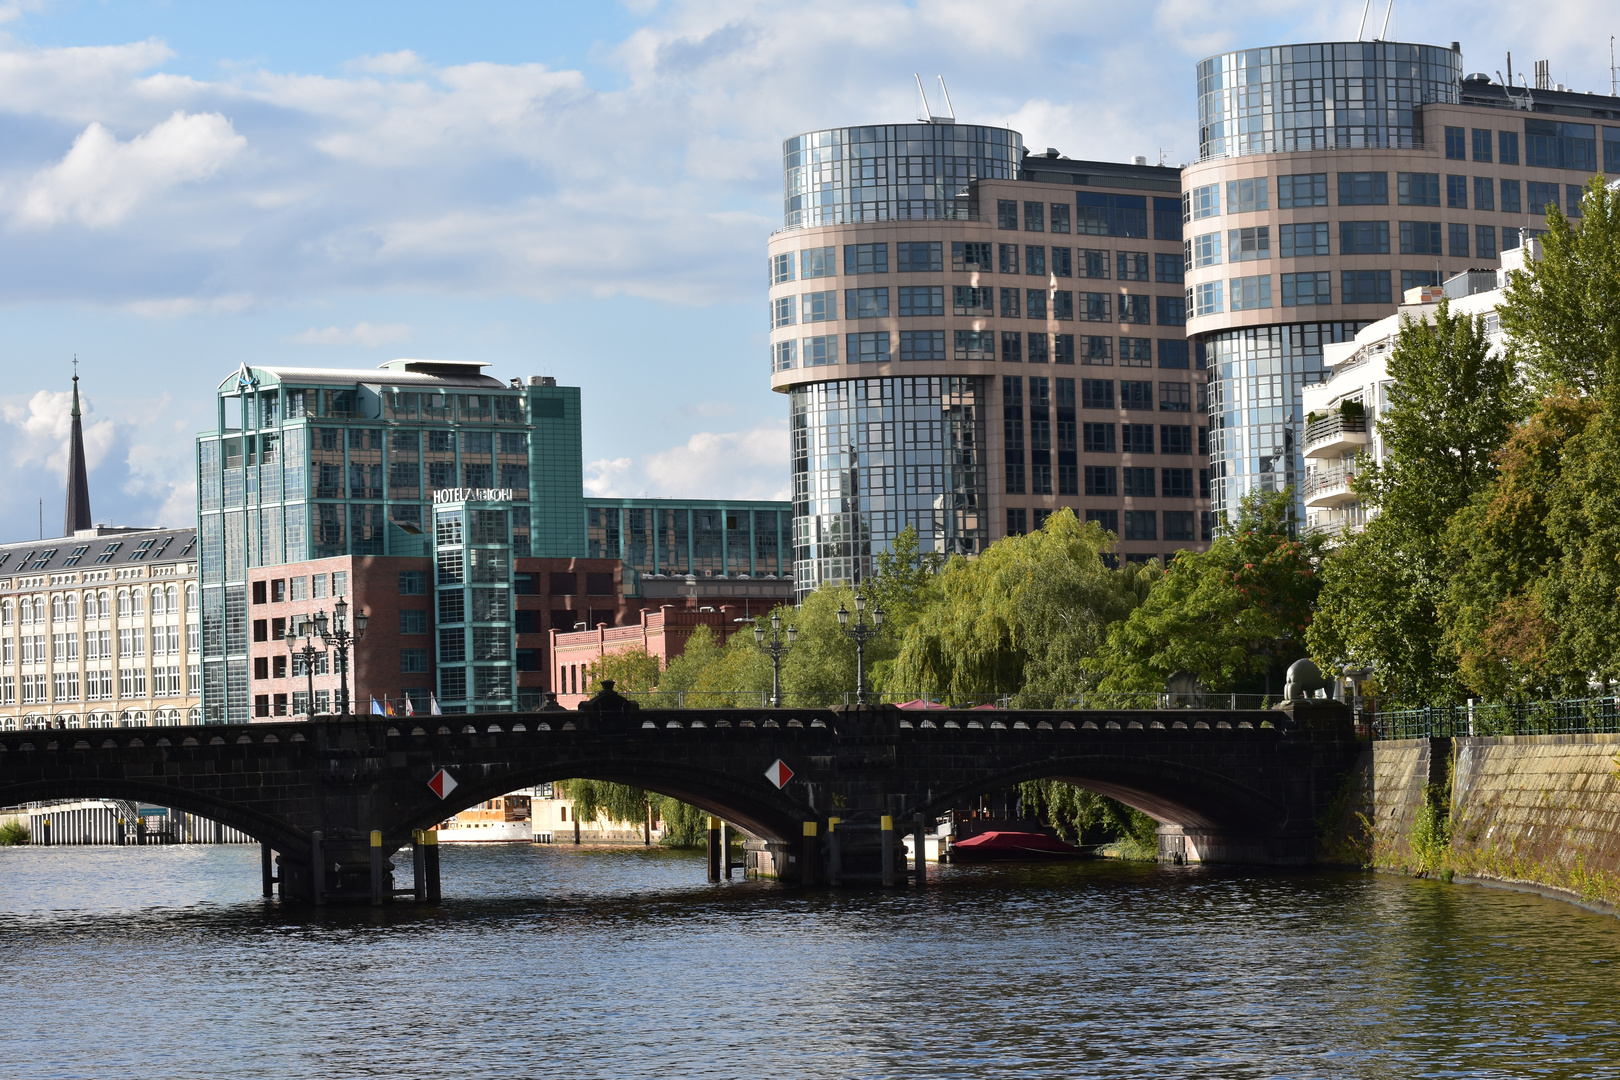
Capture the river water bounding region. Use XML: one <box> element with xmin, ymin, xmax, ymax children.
<box><xmin>4</xmin><ymin>844</ymin><xmax>1619</xmax><ymax>1079</ymax></box>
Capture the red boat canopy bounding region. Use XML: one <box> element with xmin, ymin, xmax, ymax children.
<box><xmin>952</xmin><ymin>830</ymin><xmax>1079</xmax><ymax>854</ymax></box>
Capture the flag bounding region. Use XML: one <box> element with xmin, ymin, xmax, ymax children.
<box><xmin>403</xmin><ymin>695</ymin><xmax>415</xmax><ymax>717</ymax></box>
<box><xmin>385</xmin><ymin>699</ymin><xmax>396</xmax><ymax>716</ymax></box>
<box><xmin>370</xmin><ymin>695</ymin><xmax>384</xmax><ymax>715</ymax></box>
<box><xmin>429</xmin><ymin>694</ymin><xmax>442</xmax><ymax>716</ymax></box>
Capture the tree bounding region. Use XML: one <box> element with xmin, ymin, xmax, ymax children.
<box><xmin>1497</xmin><ymin>177</ymin><xmax>1620</xmax><ymax>398</ymax></box>
<box><xmin>1090</xmin><ymin>490</ymin><xmax>1322</xmax><ymax>696</ymax></box>
<box><xmin>891</xmin><ymin>510</ymin><xmax>1150</xmax><ymax>705</ymax></box>
<box><xmin>583</xmin><ymin>648</ymin><xmax>661</xmax><ymax>696</ymax></box>
<box><xmin>1309</xmin><ymin>297</ymin><xmax>1522</xmax><ymax>705</ymax></box>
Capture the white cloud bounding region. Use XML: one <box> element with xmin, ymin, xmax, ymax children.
<box><xmin>19</xmin><ymin>110</ymin><xmax>246</xmax><ymax>227</ymax></box>
<box><xmin>348</xmin><ymin>50</ymin><xmax>426</xmax><ymax>76</ymax></box>
<box><xmin>1</xmin><ymin>388</ymin><xmax>118</xmax><ymax>475</ymax></box>
<box><xmin>583</xmin><ymin>456</ymin><xmax>635</xmax><ymax>497</ymax></box>
<box><xmin>290</xmin><ymin>321</ymin><xmax>413</xmax><ymax>346</ymax></box>
<box><xmin>640</xmin><ymin>420</ymin><xmax>789</xmax><ymax>500</ymax></box>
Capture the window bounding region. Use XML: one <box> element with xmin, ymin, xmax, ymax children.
<box><xmin>1122</xmin><ymin>380</ymin><xmax>1153</xmax><ymax>411</ymax></box>
<box><xmin>846</xmin><ymin>288</ymin><xmax>889</xmax><ymax>319</ymax></box>
<box><xmin>1281</xmin><ymin>271</ymin><xmax>1331</xmax><ymax>307</ymax></box>
<box><xmin>1119</xmin><ymin>337</ymin><xmax>1152</xmax><ymax>366</ymax></box>
<box><xmin>1278</xmin><ymin>173</ymin><xmax>1328</xmax><ymax>208</ymax></box>
<box><xmin>1446</xmin><ymin>175</ymin><xmax>1468</xmax><ymax>209</ymax></box>
<box><xmin>771</xmin><ymin>252</ymin><xmax>795</xmax><ymax>285</ymax></box>
<box><xmin>1084</xmin><ymin>423</ymin><xmax>1115</xmax><ymax>452</ymax></box>
<box><xmin>1525</xmin><ymin>119</ymin><xmax>1597</xmax><ymax>171</ymax></box>
<box><xmin>1474</xmin><ymin>176</ymin><xmax>1495</xmax><ymax>211</ymax></box>
<box><xmin>801</xmin><ymin>246</ymin><xmax>834</xmax><ymax>278</ymax></box>
<box><xmin>1123</xmin><ymin>467</ymin><xmax>1155</xmax><ymax>497</ymax></box>
<box><xmin>1161</xmin><ymin>425</ymin><xmax>1192</xmax><ymax>455</ymax></box>
<box><xmin>1449</xmin><ymin>223</ymin><xmax>1470</xmax><ymax>258</ymax></box>
<box><xmin>289</xmin><ymin>576</ymin><xmax>307</xmax><ymax>601</ymax></box>
<box><xmin>801</xmin><ymin>291</ymin><xmax>836</xmax><ymax>322</ymax></box>
<box><xmin>772</xmin><ymin>340</ymin><xmax>797</xmax><ymax>372</ymax></box>
<box><xmin>1052</xmin><ymin>291</ymin><xmax>1074</xmax><ymax>320</ymax></box>
<box><xmin>1340</xmin><ymin>221</ymin><xmax>1390</xmax><ymax>254</ymax></box>
<box><xmin>1082</xmin><ymin>379</ymin><xmax>1114</xmax><ymax>409</ymax></box>
<box><xmin>1026</xmin><ymin>289</ymin><xmax>1047</xmax><ymax>320</ymax></box>
<box><xmin>1000</xmin><ymin>287</ymin><xmax>1021</xmax><ymax>318</ymax></box>
<box><xmin>1006</xmin><ymin>508</ymin><xmax>1028</xmax><ymax>536</ymax></box>
<box><xmin>897</xmin><ymin>242</ymin><xmax>942</xmax><ymax>272</ymax></box>
<box><xmin>1024</xmin><ymin>201</ymin><xmax>1045</xmax><ymax>232</ymax></box>
<box><xmin>1084</xmin><ymin>466</ymin><xmax>1117</xmax><ymax>496</ymax></box>
<box><xmin>1051</xmin><ymin>203</ymin><xmax>1071</xmax><ymax>233</ymax></box>
<box><xmin>1226</xmin><ymin>178</ymin><xmax>1268</xmax><ymax>213</ymax></box>
<box><xmin>1501</xmin><ymin>179</ymin><xmax>1522</xmax><ymax>214</ymax></box>
<box><xmin>1527</xmin><ymin>181</ymin><xmax>1560</xmax><ymax>215</ymax></box>
<box><xmin>997</xmin><ymin>199</ymin><xmax>1018</xmax><ymax>229</ymax></box>
<box><xmin>1156</xmin><ymin>296</ymin><xmax>1186</xmax><ymax>326</ymax></box>
<box><xmin>1476</xmin><ymin>225</ymin><xmax>1498</xmax><ymax>260</ymax></box>
<box><xmin>1155</xmin><ymin>254</ymin><xmax>1184</xmax><ymax>283</ymax></box>
<box><xmin>1164</xmin><ymin>511</ymin><xmax>1196</xmax><ymax>542</ymax></box>
<box><xmin>847</xmin><ymin>332</ymin><xmax>890</xmax><ymax>363</ymax></box>
<box><xmin>771</xmin><ymin>296</ymin><xmax>795</xmax><ymax>328</ymax></box>
<box><xmin>844</xmin><ymin>243</ymin><xmax>888</xmax><ymax>274</ymax></box>
<box><xmin>1445</xmin><ymin>126</ymin><xmax>1466</xmax><ymax>160</ymax></box>
<box><xmin>1079</xmin><ymin>249</ymin><xmax>1109</xmax><ymax>279</ymax></box>
<box><xmin>1026</xmin><ymin>333</ymin><xmax>1050</xmax><ymax>364</ymax></box>
<box><xmin>898</xmin><ymin>330</ymin><xmax>945</xmax><ymax>361</ymax></box>
<box><xmin>1189</xmin><ymin>232</ymin><xmax>1221</xmax><ymax>267</ymax></box>
<box><xmin>1472</xmin><ymin>128</ymin><xmax>1493</xmax><ymax>163</ymax></box>
<box><xmin>953</xmin><ymin>286</ymin><xmax>992</xmax><ymax>316</ymax></box>
<box><xmin>1399</xmin><ymin>221</ymin><xmax>1443</xmax><ymax>255</ymax></box>
<box><xmin>1401</xmin><ymin>270</ymin><xmax>1441</xmax><ymax>293</ymax></box>
<box><xmin>1568</xmin><ymin>185</ymin><xmax>1585</xmax><ymax>218</ymax></box>
<box><xmin>1117</xmin><ymin>252</ymin><xmax>1150</xmax><ymax>281</ymax></box>
<box><xmin>952</xmin><ymin>242</ymin><xmax>992</xmax><ymax>271</ymax></box>
<box><xmin>1081</xmin><ymin>336</ymin><xmax>1113</xmax><ymax>365</ymax></box>
<box><xmin>401</xmin><ymin>648</ymin><xmax>430</xmax><ymax>673</ymax></box>
<box><xmin>1124</xmin><ymin>511</ymin><xmax>1156</xmax><ymax>541</ymax></box>
<box><xmin>1159</xmin><ymin>382</ymin><xmax>1191</xmax><ymax>412</ymax></box>
<box><xmin>898</xmin><ymin>286</ymin><xmax>942</xmax><ymax>317</ymax></box>
<box><xmin>1077</xmin><ymin>292</ymin><xmax>1110</xmax><ymax>322</ymax></box>
<box><xmin>999</xmin><ymin>243</ymin><xmax>1020</xmax><ymax>274</ymax></box>
<box><xmin>1183</xmin><ymin>184</ymin><xmax>1219</xmax><ymax>221</ymax></box>
<box><xmin>1158</xmin><ymin>339</ymin><xmax>1189</xmax><ymax>368</ymax></box>
<box><xmin>1000</xmin><ymin>330</ymin><xmax>1022</xmax><ymax>362</ymax></box>
<box><xmin>1191</xmin><ymin>281</ymin><xmax>1222</xmax><ymax>316</ymax></box>
<box><xmin>1503</xmin><ymin>226</ymin><xmax>1521</xmax><ymax>251</ymax></box>
<box><xmin>1499</xmin><ymin>130</ymin><xmax>1519</xmax><ymax>165</ymax></box>
<box><xmin>1227</xmin><ymin>226</ymin><xmax>1270</xmax><ymax>262</ymax></box>
<box><xmin>1280</xmin><ymin>222</ymin><xmax>1329</xmax><ymax>258</ymax></box>
<box><xmin>1162</xmin><ymin>468</ymin><xmax>1195</xmax><ymax>499</ymax></box>
<box><xmin>1342</xmin><ymin>270</ymin><xmax>1392</xmax><ymax>305</ymax></box>
<box><xmin>803</xmin><ymin>335</ymin><xmax>839</xmax><ymax>366</ymax></box>
<box><xmin>1338</xmin><ymin>172</ymin><xmax>1388</xmax><ymax>205</ymax></box>
<box><xmin>1398</xmin><ymin>173</ymin><xmax>1441</xmax><ymax>206</ymax></box>
<box><xmin>1153</xmin><ymin>196</ymin><xmax>1182</xmax><ymax>241</ymax></box>
<box><xmin>1122</xmin><ymin>423</ymin><xmax>1153</xmax><ymax>454</ymax></box>
<box><xmin>954</xmin><ymin>330</ymin><xmax>994</xmax><ymax>360</ymax></box>
<box><xmin>1119</xmin><ymin>295</ymin><xmax>1150</xmax><ymax>325</ymax></box>
<box><xmin>1077</xmin><ymin>192</ymin><xmax>1147</xmax><ymax>236</ymax></box>
<box><xmin>1054</xmin><ymin>334</ymin><xmax>1075</xmax><ymax>365</ymax></box>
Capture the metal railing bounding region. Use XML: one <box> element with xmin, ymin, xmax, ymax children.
<box><xmin>1304</xmin><ymin>413</ymin><xmax>1367</xmax><ymax>447</ymax></box>
<box><xmin>1302</xmin><ymin>462</ymin><xmax>1355</xmax><ymax>498</ymax></box>
<box><xmin>1373</xmin><ymin>697</ymin><xmax>1620</xmax><ymax>739</ymax></box>
<box><xmin>544</xmin><ymin>690</ymin><xmax>1284</xmax><ymax>711</ymax></box>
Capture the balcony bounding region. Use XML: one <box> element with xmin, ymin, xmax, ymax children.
<box><xmin>1303</xmin><ymin>462</ymin><xmax>1357</xmax><ymax>508</ymax></box>
<box><xmin>1303</xmin><ymin>414</ymin><xmax>1369</xmax><ymax>460</ymax></box>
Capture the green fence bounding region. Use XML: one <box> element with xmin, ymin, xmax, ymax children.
<box><xmin>1373</xmin><ymin>697</ymin><xmax>1620</xmax><ymax>739</ymax></box>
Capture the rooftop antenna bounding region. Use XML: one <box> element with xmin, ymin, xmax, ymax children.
<box><xmin>914</xmin><ymin>74</ymin><xmax>933</xmax><ymax>122</ymax></box>
<box><xmin>936</xmin><ymin>75</ymin><xmax>956</xmax><ymax>121</ymax></box>
<box><xmin>1611</xmin><ymin>36</ymin><xmax>1616</xmax><ymax>96</ymax></box>
<box><xmin>1377</xmin><ymin>0</ymin><xmax>1395</xmax><ymax>41</ymax></box>
<box><xmin>1355</xmin><ymin>0</ymin><xmax>1372</xmax><ymax>40</ymax></box>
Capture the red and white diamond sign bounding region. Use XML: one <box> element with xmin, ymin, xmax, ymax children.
<box><xmin>428</xmin><ymin>768</ymin><xmax>458</xmax><ymax>800</ymax></box>
<box><xmin>764</xmin><ymin>759</ymin><xmax>794</xmax><ymax>789</ymax></box>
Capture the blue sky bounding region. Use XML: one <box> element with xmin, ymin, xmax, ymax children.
<box><xmin>0</xmin><ymin>0</ymin><xmax>1603</xmax><ymax>543</ymax></box>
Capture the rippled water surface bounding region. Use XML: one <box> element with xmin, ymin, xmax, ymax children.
<box><xmin>4</xmin><ymin>843</ymin><xmax>1620</xmax><ymax>1079</ymax></box>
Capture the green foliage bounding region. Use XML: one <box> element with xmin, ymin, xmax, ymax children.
<box><xmin>655</xmin><ymin>800</ymin><xmax>711</xmax><ymax>847</ymax></box>
<box><xmin>1016</xmin><ymin>779</ymin><xmax>1158</xmax><ymax>851</ymax></box>
<box><xmin>1088</xmin><ymin>491</ymin><xmax>1323</xmax><ymax>695</ymax></box>
<box><xmin>893</xmin><ymin>510</ymin><xmax>1151</xmax><ymax>704</ymax></box>
<box><xmin>0</xmin><ymin>820</ymin><xmax>30</xmax><ymax>845</ymax></box>
<box><xmin>584</xmin><ymin>648</ymin><xmax>661</xmax><ymax>695</ymax></box>
<box><xmin>658</xmin><ymin>624</ymin><xmax>774</xmax><ymax>706</ymax></box>
<box><xmin>553</xmin><ymin>779</ymin><xmax>711</xmax><ymax>847</ymax></box>
<box><xmin>1408</xmin><ymin>786</ymin><xmax>1453</xmax><ymax>875</ymax></box>
<box><xmin>1310</xmin><ymin>297</ymin><xmax>1522</xmax><ymax>705</ymax></box>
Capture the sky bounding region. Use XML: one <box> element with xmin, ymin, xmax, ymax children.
<box><xmin>0</xmin><ymin>0</ymin><xmax>1609</xmax><ymax>544</ymax></box>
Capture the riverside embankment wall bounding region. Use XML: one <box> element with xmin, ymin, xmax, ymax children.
<box><xmin>1353</xmin><ymin>735</ymin><xmax>1620</xmax><ymax>909</ymax></box>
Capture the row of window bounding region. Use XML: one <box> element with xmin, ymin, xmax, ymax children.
<box><xmin>1005</xmin><ymin>507</ymin><xmax>1206</xmax><ymax>543</ymax></box>
<box><xmin>1014</xmin><ymin>421</ymin><xmax>1206</xmax><ymax>456</ymax></box>
<box><xmin>1187</xmin><ymin>265</ymin><xmax>1511</xmax><ymax>314</ymax></box>
<box><xmin>1</xmin><ymin>585</ymin><xmax>194</xmax><ymax>626</ymax></box>
<box><xmin>996</xmin><ymin>196</ymin><xmax>1184</xmax><ymax>241</ymax></box>
<box><xmin>774</xmin><ymin>332</ymin><xmax>1194</xmax><ymax>370</ymax></box>
<box><xmin>1189</xmin><ymin>222</ymin><xmax>1524</xmax><ymax>264</ymax></box>
<box><xmin>1445</xmin><ymin>122</ymin><xmax>1620</xmax><ymax>174</ymax></box>
<box><xmin>246</xmin><ymin>572</ymin><xmax>348</xmax><ymax>605</ymax></box>
<box><xmin>772</xmin><ymin>245</ymin><xmax>1186</xmax><ymax>286</ymax></box>
<box><xmin>1184</xmin><ymin>166</ymin><xmax>1603</xmax><ymax>220</ymax></box>
<box><xmin>773</xmin><ymin>288</ymin><xmax>1188</xmax><ymax>327</ymax></box>
<box><xmin>0</xmin><ymin>666</ymin><xmax>194</xmax><ymax>706</ymax></box>
<box><xmin>1</xmin><ymin>626</ymin><xmax>195</xmax><ymax>666</ymax></box>
<box><xmin>1015</xmin><ymin>379</ymin><xmax>1195</xmax><ymax>412</ymax></box>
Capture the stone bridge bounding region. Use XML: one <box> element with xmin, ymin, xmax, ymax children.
<box><xmin>0</xmin><ymin>698</ymin><xmax>1358</xmax><ymax>902</ymax></box>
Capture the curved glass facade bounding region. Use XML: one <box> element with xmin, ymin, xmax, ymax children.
<box><xmin>1198</xmin><ymin>42</ymin><xmax>1461</xmax><ymax>160</ymax></box>
<box><xmin>1204</xmin><ymin>322</ymin><xmax>1362</xmax><ymax>521</ymax></box>
<box><xmin>782</xmin><ymin>124</ymin><xmax>1022</xmax><ymax>229</ymax></box>
<box><xmin>791</xmin><ymin>377</ymin><xmax>986</xmax><ymax>590</ymax></box>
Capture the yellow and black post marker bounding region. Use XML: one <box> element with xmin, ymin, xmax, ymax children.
<box><xmin>881</xmin><ymin>815</ymin><xmax>895</xmax><ymax>886</ymax></box>
<box><xmin>828</xmin><ymin>816</ymin><xmax>842</xmax><ymax>886</ymax></box>
<box><xmin>801</xmin><ymin>820</ymin><xmax>817</xmax><ymax>886</ymax></box>
<box><xmin>369</xmin><ymin>829</ymin><xmax>384</xmax><ymax>906</ymax></box>
<box><xmin>706</xmin><ymin>816</ymin><xmax>722</xmax><ymax>882</ymax></box>
<box><xmin>424</xmin><ymin>828</ymin><xmax>441</xmax><ymax>902</ymax></box>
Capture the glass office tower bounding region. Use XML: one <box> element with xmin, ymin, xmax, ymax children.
<box><xmin>433</xmin><ymin>493</ymin><xmax>516</xmax><ymax>713</ymax></box>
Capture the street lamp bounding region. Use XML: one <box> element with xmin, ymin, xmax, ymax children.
<box><xmin>288</xmin><ymin>618</ymin><xmax>322</xmax><ymax>718</ymax></box>
<box><xmin>316</xmin><ymin>596</ymin><xmax>369</xmax><ymax>717</ymax></box>
<box><xmin>752</xmin><ymin>611</ymin><xmax>797</xmax><ymax>707</ymax></box>
<box><xmin>835</xmin><ymin>589</ymin><xmax>884</xmax><ymax>706</ymax></box>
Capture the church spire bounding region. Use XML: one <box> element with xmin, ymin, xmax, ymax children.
<box><xmin>64</xmin><ymin>360</ymin><xmax>92</xmax><ymax>536</ymax></box>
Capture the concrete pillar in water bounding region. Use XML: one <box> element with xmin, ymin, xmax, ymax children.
<box><xmin>721</xmin><ymin>821</ymin><xmax>733</xmax><ymax>880</ymax></box>
<box><xmin>412</xmin><ymin>830</ymin><xmax>426</xmax><ymax>901</ymax></box>
<box><xmin>801</xmin><ymin>821</ymin><xmax>817</xmax><ymax>887</ymax></box>
<box><xmin>261</xmin><ymin>843</ymin><xmax>275</xmax><ymax>897</ymax></box>
<box><xmin>913</xmin><ymin>814</ymin><xmax>927</xmax><ymax>888</ymax></box>
<box><xmin>828</xmin><ymin>816</ymin><xmax>842</xmax><ymax>887</ymax></box>
<box><xmin>881</xmin><ymin>815</ymin><xmax>895</xmax><ymax>887</ymax></box>
<box><xmin>369</xmin><ymin>830</ymin><xmax>384</xmax><ymax>906</ymax></box>
<box><xmin>706</xmin><ymin>816</ymin><xmax>721</xmax><ymax>882</ymax></box>
<box><xmin>424</xmin><ymin>828</ymin><xmax>441</xmax><ymax>902</ymax></box>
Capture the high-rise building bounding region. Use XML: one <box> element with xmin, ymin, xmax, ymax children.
<box><xmin>1184</xmin><ymin>40</ymin><xmax>1620</xmax><ymax>525</ymax></box>
<box><xmin>769</xmin><ymin>123</ymin><xmax>1210</xmax><ymax>592</ymax></box>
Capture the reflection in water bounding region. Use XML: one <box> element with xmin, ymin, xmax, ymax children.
<box><xmin>3</xmin><ymin>844</ymin><xmax>1619</xmax><ymax>1079</ymax></box>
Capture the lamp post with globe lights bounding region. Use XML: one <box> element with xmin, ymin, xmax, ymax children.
<box><xmin>752</xmin><ymin>611</ymin><xmax>797</xmax><ymax>708</ymax></box>
<box><xmin>316</xmin><ymin>596</ymin><xmax>369</xmax><ymax>717</ymax></box>
<box><xmin>835</xmin><ymin>590</ymin><xmax>884</xmax><ymax>706</ymax></box>
<box><xmin>287</xmin><ymin>617</ymin><xmax>323</xmax><ymax>717</ymax></box>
